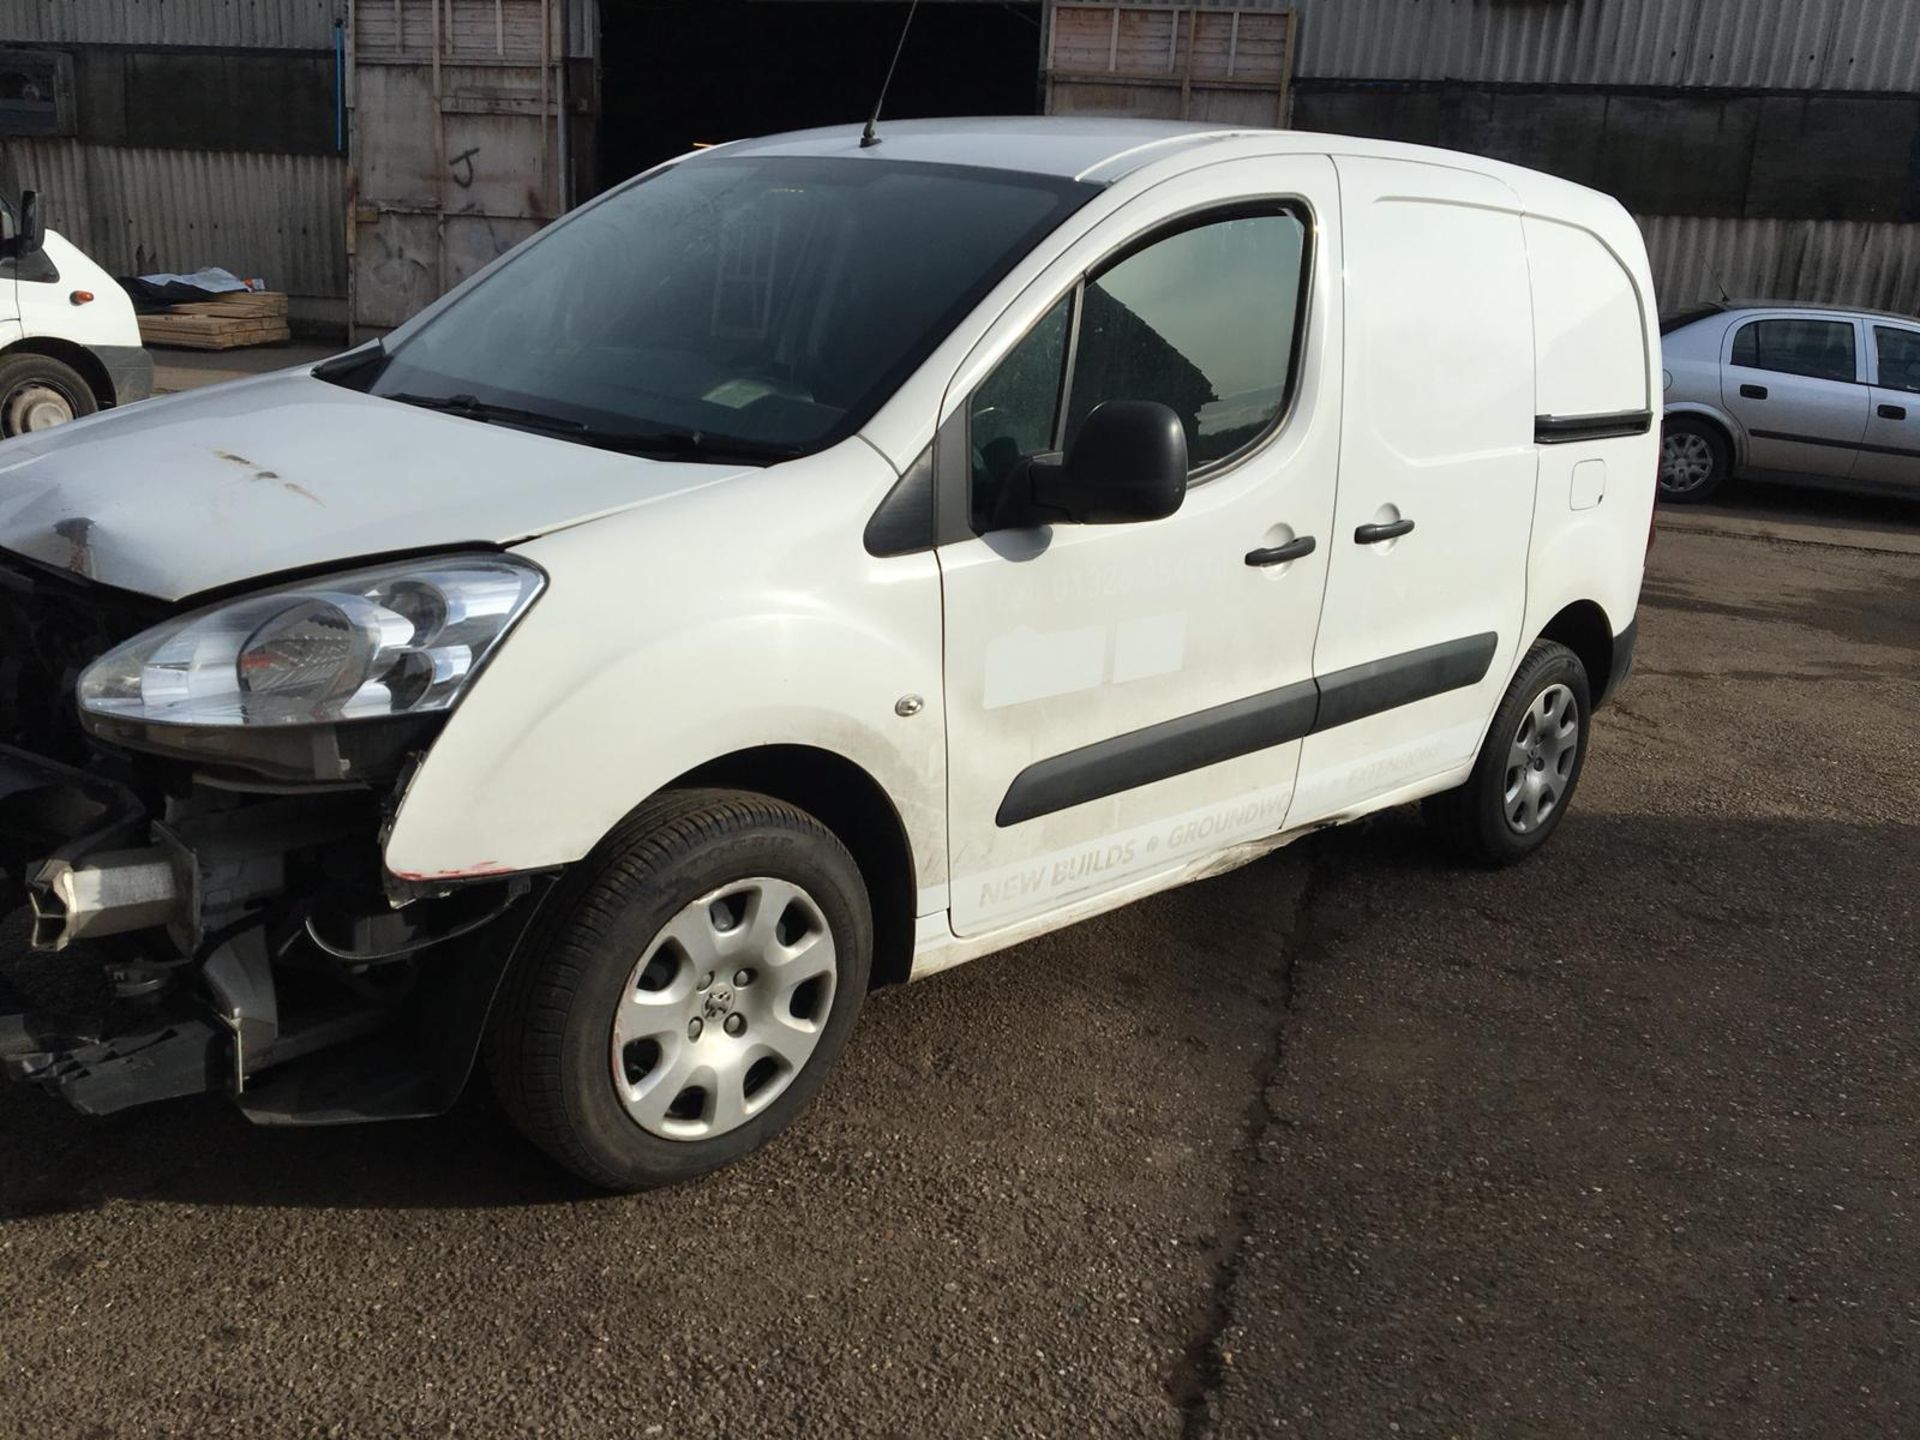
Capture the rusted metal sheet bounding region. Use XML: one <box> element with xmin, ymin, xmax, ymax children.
<box><xmin>6</xmin><ymin>138</ymin><xmax>348</xmax><ymax>300</ymax></box>
<box><xmin>1287</xmin><ymin>0</ymin><xmax>1920</xmax><ymax>93</ymax></box>
<box><xmin>1044</xmin><ymin>3</ymin><xmax>1295</xmax><ymax>127</ymax></box>
<box><xmin>347</xmin><ymin>0</ymin><xmax>586</xmax><ymax>333</ymax></box>
<box><xmin>0</xmin><ymin>0</ymin><xmax>341</xmax><ymax>49</ymax></box>
<box><xmin>1641</xmin><ymin>215</ymin><xmax>1920</xmax><ymax>318</ymax></box>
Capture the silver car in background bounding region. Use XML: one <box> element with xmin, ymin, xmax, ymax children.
<box><xmin>1659</xmin><ymin>303</ymin><xmax>1920</xmax><ymax>503</ymax></box>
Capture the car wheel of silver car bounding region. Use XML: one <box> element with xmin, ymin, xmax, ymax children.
<box><xmin>485</xmin><ymin>788</ymin><xmax>872</xmax><ymax>1191</ymax></box>
<box><xmin>0</xmin><ymin>353</ymin><xmax>98</xmax><ymax>437</ymax></box>
<box><xmin>1658</xmin><ymin>416</ymin><xmax>1730</xmax><ymax>504</ymax></box>
<box><xmin>1425</xmin><ymin>639</ymin><xmax>1591</xmax><ymax>867</ymax></box>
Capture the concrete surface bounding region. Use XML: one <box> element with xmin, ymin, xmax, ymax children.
<box><xmin>1</xmin><ymin>524</ymin><xmax>1915</xmax><ymax>1438</ymax></box>
<box><xmin>1659</xmin><ymin>477</ymin><xmax>1920</xmax><ymax>557</ymax></box>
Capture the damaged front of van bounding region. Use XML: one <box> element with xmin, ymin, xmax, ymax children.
<box><xmin>0</xmin><ymin>363</ymin><xmax>774</xmax><ymax>1120</ymax></box>
<box><xmin>0</xmin><ymin>134</ymin><xmax>1085</xmax><ymax>1130</ymax></box>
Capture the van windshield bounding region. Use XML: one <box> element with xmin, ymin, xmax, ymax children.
<box><xmin>356</xmin><ymin>156</ymin><xmax>1096</xmax><ymax>464</ymax></box>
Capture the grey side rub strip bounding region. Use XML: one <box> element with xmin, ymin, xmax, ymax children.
<box><xmin>996</xmin><ymin>633</ymin><xmax>1499</xmax><ymax>827</ymax></box>
<box><xmin>994</xmin><ymin>681</ymin><xmax>1320</xmax><ymax>828</ymax></box>
<box><xmin>1750</xmin><ymin>427</ymin><xmax>1920</xmax><ymax>461</ymax></box>
<box><xmin>1314</xmin><ymin>631</ymin><xmax>1498</xmax><ymax>731</ymax></box>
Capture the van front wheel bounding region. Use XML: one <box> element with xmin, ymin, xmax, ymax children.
<box><xmin>0</xmin><ymin>353</ymin><xmax>97</xmax><ymax>436</ymax></box>
<box><xmin>485</xmin><ymin>789</ymin><xmax>872</xmax><ymax>1191</ymax></box>
<box><xmin>1425</xmin><ymin>640</ymin><xmax>1591</xmax><ymax>866</ymax></box>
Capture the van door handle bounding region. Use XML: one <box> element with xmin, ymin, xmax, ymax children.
<box><xmin>1245</xmin><ymin>535</ymin><xmax>1316</xmax><ymax>567</ymax></box>
<box><xmin>1879</xmin><ymin>403</ymin><xmax>1908</xmax><ymax>421</ymax></box>
<box><xmin>1354</xmin><ymin>518</ymin><xmax>1416</xmax><ymax>545</ymax></box>
<box><xmin>1740</xmin><ymin>383</ymin><xmax>1769</xmax><ymax>400</ymax></box>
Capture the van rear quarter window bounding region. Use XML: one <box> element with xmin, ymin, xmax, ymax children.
<box><xmin>1525</xmin><ymin>218</ymin><xmax>1649</xmax><ymax>420</ymax></box>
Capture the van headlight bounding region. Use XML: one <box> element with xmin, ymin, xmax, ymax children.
<box><xmin>76</xmin><ymin>556</ymin><xmax>543</xmax><ymax>777</ymax></box>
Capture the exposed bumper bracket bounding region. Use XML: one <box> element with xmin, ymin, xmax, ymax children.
<box><xmin>0</xmin><ymin>1007</ymin><xmax>223</xmax><ymax>1116</ymax></box>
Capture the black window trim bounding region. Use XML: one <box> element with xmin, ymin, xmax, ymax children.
<box><xmin>1050</xmin><ymin>284</ymin><xmax>1087</xmax><ymax>454</ymax></box>
<box><xmin>959</xmin><ymin>193</ymin><xmax>1318</xmax><ymax>538</ymax></box>
<box><xmin>1726</xmin><ymin>313</ymin><xmax>1864</xmax><ymax>387</ymax></box>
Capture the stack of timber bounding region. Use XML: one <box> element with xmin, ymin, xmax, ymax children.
<box><xmin>137</xmin><ymin>292</ymin><xmax>291</xmax><ymax>351</ymax></box>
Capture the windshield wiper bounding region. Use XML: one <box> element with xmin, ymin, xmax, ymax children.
<box><xmin>571</xmin><ymin>426</ymin><xmax>802</xmax><ymax>464</ymax></box>
<box><xmin>385</xmin><ymin>391</ymin><xmax>588</xmax><ymax>434</ymax></box>
<box><xmin>385</xmin><ymin>392</ymin><xmax>800</xmax><ymax>464</ymax></box>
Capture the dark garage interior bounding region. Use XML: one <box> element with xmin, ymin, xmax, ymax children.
<box><xmin>597</xmin><ymin>1</ymin><xmax>1045</xmax><ymax>185</ymax></box>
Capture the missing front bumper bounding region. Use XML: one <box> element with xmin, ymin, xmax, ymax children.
<box><xmin>2</xmin><ymin>744</ymin><xmax>554</xmax><ymax>1123</ymax></box>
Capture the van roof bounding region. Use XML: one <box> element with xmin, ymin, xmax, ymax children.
<box><xmin>719</xmin><ymin>117</ymin><xmax>1594</xmax><ymax>192</ymax></box>
<box><xmin>720</xmin><ymin>117</ymin><xmax>1245</xmax><ymax>184</ymax></box>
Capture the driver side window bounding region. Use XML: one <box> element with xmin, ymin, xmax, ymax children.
<box><xmin>967</xmin><ymin>206</ymin><xmax>1309</xmax><ymax>532</ymax></box>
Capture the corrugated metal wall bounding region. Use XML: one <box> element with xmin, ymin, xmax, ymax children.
<box><xmin>1287</xmin><ymin>0</ymin><xmax>1920</xmax><ymax>92</ymax></box>
<box><xmin>1065</xmin><ymin>0</ymin><xmax>1920</xmax><ymax>89</ymax></box>
<box><xmin>1265</xmin><ymin>0</ymin><xmax>1920</xmax><ymax>315</ymax></box>
<box><xmin>0</xmin><ymin>0</ymin><xmax>339</xmax><ymax>50</ymax></box>
<box><xmin>1640</xmin><ymin>215</ymin><xmax>1920</xmax><ymax>316</ymax></box>
<box><xmin>7</xmin><ymin>139</ymin><xmax>347</xmax><ymax>300</ymax></box>
<box><xmin>0</xmin><ymin>1</ymin><xmax>350</xmax><ymax>311</ymax></box>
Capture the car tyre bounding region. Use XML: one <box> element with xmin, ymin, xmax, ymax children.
<box><xmin>1425</xmin><ymin>640</ymin><xmax>1591</xmax><ymax>867</ymax></box>
<box><xmin>485</xmin><ymin>788</ymin><xmax>872</xmax><ymax>1191</ymax></box>
<box><xmin>0</xmin><ymin>352</ymin><xmax>98</xmax><ymax>437</ymax></box>
<box><xmin>1658</xmin><ymin>415</ymin><xmax>1730</xmax><ymax>504</ymax></box>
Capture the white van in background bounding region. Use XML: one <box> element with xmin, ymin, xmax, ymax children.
<box><xmin>0</xmin><ymin>190</ymin><xmax>152</xmax><ymax>437</ymax></box>
<box><xmin>0</xmin><ymin>122</ymin><xmax>1656</xmax><ymax>1190</ymax></box>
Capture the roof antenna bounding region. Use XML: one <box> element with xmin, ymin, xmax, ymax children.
<box><xmin>860</xmin><ymin>0</ymin><xmax>921</xmax><ymax>149</ymax></box>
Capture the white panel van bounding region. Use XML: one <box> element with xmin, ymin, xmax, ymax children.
<box><xmin>0</xmin><ymin>190</ymin><xmax>152</xmax><ymax>436</ymax></box>
<box><xmin>0</xmin><ymin>121</ymin><xmax>1656</xmax><ymax>1189</ymax></box>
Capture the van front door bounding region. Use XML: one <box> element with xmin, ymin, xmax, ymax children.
<box><xmin>1290</xmin><ymin>157</ymin><xmax>1538</xmax><ymax>826</ymax></box>
<box><xmin>938</xmin><ymin>157</ymin><xmax>1342</xmax><ymax>939</ymax></box>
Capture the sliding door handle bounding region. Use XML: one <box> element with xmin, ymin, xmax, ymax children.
<box><xmin>1355</xmin><ymin>518</ymin><xmax>1416</xmax><ymax>545</ymax></box>
<box><xmin>1245</xmin><ymin>535</ymin><xmax>1316</xmax><ymax>567</ymax></box>
<box><xmin>1740</xmin><ymin>383</ymin><xmax>1769</xmax><ymax>400</ymax></box>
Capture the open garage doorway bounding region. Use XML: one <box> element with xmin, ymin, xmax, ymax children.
<box><xmin>598</xmin><ymin>1</ymin><xmax>1045</xmax><ymax>185</ymax></box>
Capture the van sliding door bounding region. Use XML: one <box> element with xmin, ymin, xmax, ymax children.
<box><xmin>1290</xmin><ymin>157</ymin><xmax>1537</xmax><ymax>827</ymax></box>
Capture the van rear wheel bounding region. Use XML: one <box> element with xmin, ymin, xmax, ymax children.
<box><xmin>1425</xmin><ymin>640</ymin><xmax>1591</xmax><ymax>866</ymax></box>
<box><xmin>485</xmin><ymin>789</ymin><xmax>872</xmax><ymax>1191</ymax></box>
<box><xmin>0</xmin><ymin>353</ymin><xmax>97</xmax><ymax>436</ymax></box>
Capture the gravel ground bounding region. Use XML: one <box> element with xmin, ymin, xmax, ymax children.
<box><xmin>2</xmin><ymin>522</ymin><xmax>1914</xmax><ymax>1438</ymax></box>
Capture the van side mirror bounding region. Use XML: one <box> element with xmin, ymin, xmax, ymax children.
<box><xmin>16</xmin><ymin>191</ymin><xmax>44</xmax><ymax>255</ymax></box>
<box><xmin>1025</xmin><ymin>401</ymin><xmax>1189</xmax><ymax>525</ymax></box>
